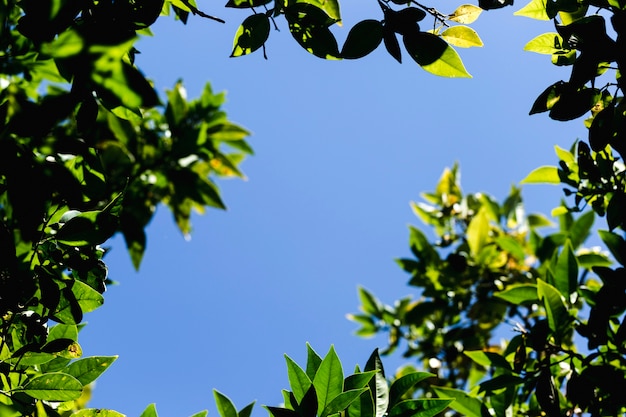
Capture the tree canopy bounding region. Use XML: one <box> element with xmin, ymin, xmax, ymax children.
<box><xmin>1</xmin><ymin>0</ymin><xmax>626</xmax><ymax>416</ymax></box>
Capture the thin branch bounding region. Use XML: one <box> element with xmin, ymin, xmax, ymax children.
<box><xmin>180</xmin><ymin>0</ymin><xmax>226</xmax><ymax>23</ymax></box>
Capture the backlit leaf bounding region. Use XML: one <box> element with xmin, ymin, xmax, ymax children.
<box><xmin>214</xmin><ymin>390</ymin><xmax>238</xmax><ymax>417</ymax></box>
<box><xmin>441</xmin><ymin>26</ymin><xmax>483</xmax><ymax>48</ymax></box>
<box><xmin>388</xmin><ymin>399</ymin><xmax>453</xmax><ymax>417</ymax></box>
<box><xmin>514</xmin><ymin>0</ymin><xmax>550</xmax><ymax>20</ymax></box>
<box><xmin>537</xmin><ymin>279</ymin><xmax>570</xmax><ymax>336</ymax></box>
<box><xmin>389</xmin><ymin>372</ymin><xmax>433</xmax><ymax>409</ymax></box>
<box><xmin>65</xmin><ymin>356</ymin><xmax>118</xmax><ymax>385</ymax></box>
<box><xmin>231</xmin><ymin>14</ymin><xmax>271</xmax><ymax>57</ymax></box>
<box><xmin>520</xmin><ymin>166</ymin><xmax>560</xmax><ymax>184</ymax></box>
<box><xmin>494</xmin><ymin>284</ymin><xmax>539</xmax><ymax>305</ymax></box>
<box><xmin>524</xmin><ymin>33</ymin><xmax>564</xmax><ymax>54</ymax></box>
<box><xmin>285</xmin><ymin>354</ymin><xmax>312</xmax><ymax>403</ymax></box>
<box><xmin>448</xmin><ymin>4</ymin><xmax>483</xmax><ymax>23</ymax></box>
<box><xmin>432</xmin><ymin>386</ymin><xmax>484</xmax><ymax>417</ymax></box>
<box><xmin>19</xmin><ymin>372</ymin><xmax>83</xmax><ymax>401</ymax></box>
<box><xmin>313</xmin><ymin>346</ymin><xmax>343</xmax><ymax>412</ymax></box>
<box><xmin>403</xmin><ymin>32</ymin><xmax>471</xmax><ymax>77</ymax></box>
<box><xmin>466</xmin><ymin>207</ymin><xmax>489</xmax><ymax>257</ymax></box>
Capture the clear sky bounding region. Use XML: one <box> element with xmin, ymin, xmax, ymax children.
<box><xmin>78</xmin><ymin>2</ymin><xmax>587</xmax><ymax>416</ymax></box>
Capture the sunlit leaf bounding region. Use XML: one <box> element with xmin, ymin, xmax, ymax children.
<box><xmin>285</xmin><ymin>354</ymin><xmax>312</xmax><ymax>403</ymax></box>
<box><xmin>65</xmin><ymin>356</ymin><xmax>118</xmax><ymax>385</ymax></box>
<box><xmin>537</xmin><ymin>279</ymin><xmax>570</xmax><ymax>336</ymax></box>
<box><xmin>140</xmin><ymin>404</ymin><xmax>158</xmax><ymax>417</ymax></box>
<box><xmin>448</xmin><ymin>4</ymin><xmax>483</xmax><ymax>23</ymax></box>
<box><xmin>72</xmin><ymin>410</ymin><xmax>126</xmax><ymax>417</ymax></box>
<box><xmin>494</xmin><ymin>284</ymin><xmax>539</xmax><ymax>305</ymax></box>
<box><xmin>19</xmin><ymin>372</ymin><xmax>83</xmax><ymax>401</ymax></box>
<box><xmin>520</xmin><ymin>166</ymin><xmax>560</xmax><ymax>184</ymax></box>
<box><xmin>313</xmin><ymin>346</ymin><xmax>343</xmax><ymax>412</ymax></box>
<box><xmin>388</xmin><ymin>399</ymin><xmax>453</xmax><ymax>417</ymax></box>
<box><xmin>466</xmin><ymin>207</ymin><xmax>490</xmax><ymax>257</ymax></box>
<box><xmin>364</xmin><ymin>349</ymin><xmax>388</xmax><ymax>417</ymax></box>
<box><xmin>231</xmin><ymin>14</ymin><xmax>271</xmax><ymax>57</ymax></box>
<box><xmin>403</xmin><ymin>32</ymin><xmax>471</xmax><ymax>77</ymax></box>
<box><xmin>431</xmin><ymin>386</ymin><xmax>484</xmax><ymax>417</ymax></box>
<box><xmin>514</xmin><ymin>0</ymin><xmax>550</xmax><ymax>20</ymax></box>
<box><xmin>441</xmin><ymin>26</ymin><xmax>483</xmax><ymax>48</ymax></box>
<box><xmin>214</xmin><ymin>390</ymin><xmax>238</xmax><ymax>417</ymax></box>
<box><xmin>524</xmin><ymin>33</ymin><xmax>565</xmax><ymax>54</ymax></box>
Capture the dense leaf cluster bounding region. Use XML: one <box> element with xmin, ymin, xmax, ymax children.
<box><xmin>351</xmin><ymin>0</ymin><xmax>626</xmax><ymax>414</ymax></box>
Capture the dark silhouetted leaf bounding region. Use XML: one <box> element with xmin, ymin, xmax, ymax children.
<box><xmin>231</xmin><ymin>14</ymin><xmax>271</xmax><ymax>57</ymax></box>
<box><xmin>341</xmin><ymin>20</ymin><xmax>383</xmax><ymax>59</ymax></box>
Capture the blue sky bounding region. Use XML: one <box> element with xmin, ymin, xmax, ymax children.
<box><xmin>79</xmin><ymin>3</ymin><xmax>587</xmax><ymax>416</ymax></box>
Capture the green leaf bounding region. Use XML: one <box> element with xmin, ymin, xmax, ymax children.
<box><xmin>364</xmin><ymin>349</ymin><xmax>388</xmax><ymax>417</ymax></box>
<box><xmin>214</xmin><ymin>390</ymin><xmax>238</xmax><ymax>417</ymax></box>
<box><xmin>552</xmin><ymin>240</ymin><xmax>578</xmax><ymax>299</ymax></box>
<box><xmin>313</xmin><ymin>346</ymin><xmax>343</xmax><ymax>413</ymax></box>
<box><xmin>189</xmin><ymin>412</ymin><xmax>209</xmax><ymax>417</ymax></box>
<box><xmin>231</xmin><ymin>14</ymin><xmax>271</xmax><ymax>57</ymax></box>
<box><xmin>524</xmin><ymin>33</ymin><xmax>564</xmax><ymax>54</ymax></box>
<box><xmin>140</xmin><ymin>404</ymin><xmax>159</xmax><ymax>417</ymax></box>
<box><xmin>494</xmin><ymin>284</ymin><xmax>539</xmax><ymax>305</ymax></box>
<box><xmin>358</xmin><ymin>286</ymin><xmax>383</xmax><ymax>317</ymax></box>
<box><xmin>528</xmin><ymin>213</ymin><xmax>554</xmax><ymax>228</ymax></box>
<box><xmin>431</xmin><ymin>386</ymin><xmax>484</xmax><ymax>417</ymax></box>
<box><xmin>466</xmin><ymin>207</ymin><xmax>490</xmax><ymax>257</ymax></box>
<box><xmin>495</xmin><ymin>236</ymin><xmax>525</xmax><ymax>261</ymax></box>
<box><xmin>285</xmin><ymin>354</ymin><xmax>312</xmax><ymax>403</ymax></box>
<box><xmin>388</xmin><ymin>372</ymin><xmax>433</xmax><ymax>409</ymax></box>
<box><xmin>529</xmin><ymin>81</ymin><xmax>565</xmax><ymax>115</ymax></box>
<box><xmin>19</xmin><ymin>372</ymin><xmax>83</xmax><ymax>401</ymax></box>
<box><xmin>569</xmin><ymin>210</ymin><xmax>594</xmax><ymax>249</ymax></box>
<box><xmin>463</xmin><ymin>351</ymin><xmax>511</xmax><ymax>370</ymax></box>
<box><xmin>388</xmin><ymin>399</ymin><xmax>453</xmax><ymax>417</ymax></box>
<box><xmin>344</xmin><ymin>371</ymin><xmax>378</xmax><ymax>391</ymax></box>
<box><xmin>41</xmin><ymin>29</ymin><xmax>84</xmax><ymax>58</ymax></box>
<box><xmin>55</xmin><ymin>210</ymin><xmax>118</xmax><ymax>246</ymax></box>
<box><xmin>448</xmin><ymin>4</ymin><xmax>483</xmax><ymax>23</ymax></box>
<box><xmin>598</xmin><ymin>230</ymin><xmax>626</xmax><ymax>266</ymax></box>
<box><xmin>64</xmin><ymin>356</ymin><xmax>118</xmax><ymax>385</ymax></box>
<box><xmin>297</xmin><ymin>0</ymin><xmax>341</xmax><ymax>21</ymax></box>
<box><xmin>348</xmin><ymin>387</ymin><xmax>374</xmax><ymax>417</ymax></box>
<box><xmin>440</xmin><ymin>26</ymin><xmax>483</xmax><ymax>48</ymax></box>
<box><xmin>71</xmin><ymin>410</ymin><xmax>126</xmax><ymax>417</ymax></box>
<box><xmin>514</xmin><ymin>0</ymin><xmax>550</xmax><ymax>20</ymax></box>
<box><xmin>341</xmin><ymin>20</ymin><xmax>383</xmax><ymax>59</ymax></box>
<box><xmin>520</xmin><ymin>166</ymin><xmax>560</xmax><ymax>184</ymax></box>
<box><xmin>322</xmin><ymin>388</ymin><xmax>368</xmax><ymax>417</ymax></box>
<box><xmin>306</xmin><ymin>343</ymin><xmax>323</xmax><ymax>379</ymax></box>
<box><xmin>403</xmin><ymin>32</ymin><xmax>471</xmax><ymax>77</ymax></box>
<box><xmin>226</xmin><ymin>0</ymin><xmax>272</xmax><ymax>7</ymax></box>
<box><xmin>537</xmin><ymin>279</ymin><xmax>570</xmax><ymax>336</ymax></box>
<box><xmin>239</xmin><ymin>402</ymin><xmax>256</xmax><ymax>417</ymax></box>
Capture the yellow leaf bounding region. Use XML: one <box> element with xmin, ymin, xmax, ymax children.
<box><xmin>422</xmin><ymin>44</ymin><xmax>472</xmax><ymax>78</ymax></box>
<box><xmin>448</xmin><ymin>4</ymin><xmax>483</xmax><ymax>23</ymax></box>
<box><xmin>514</xmin><ymin>0</ymin><xmax>550</xmax><ymax>20</ymax></box>
<box><xmin>520</xmin><ymin>166</ymin><xmax>560</xmax><ymax>184</ymax></box>
<box><xmin>467</xmin><ymin>207</ymin><xmax>490</xmax><ymax>257</ymax></box>
<box><xmin>441</xmin><ymin>26</ymin><xmax>484</xmax><ymax>48</ymax></box>
<box><xmin>523</xmin><ymin>33</ymin><xmax>564</xmax><ymax>54</ymax></box>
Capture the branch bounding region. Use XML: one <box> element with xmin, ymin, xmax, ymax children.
<box><xmin>180</xmin><ymin>0</ymin><xmax>225</xmax><ymax>23</ymax></box>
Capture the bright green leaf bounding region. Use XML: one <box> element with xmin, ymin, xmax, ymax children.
<box><xmin>431</xmin><ymin>386</ymin><xmax>484</xmax><ymax>417</ymax></box>
<box><xmin>65</xmin><ymin>356</ymin><xmax>118</xmax><ymax>385</ymax></box>
<box><xmin>537</xmin><ymin>279</ymin><xmax>570</xmax><ymax>336</ymax></box>
<box><xmin>313</xmin><ymin>346</ymin><xmax>344</xmax><ymax>413</ymax></box>
<box><xmin>466</xmin><ymin>207</ymin><xmax>490</xmax><ymax>258</ymax></box>
<box><xmin>524</xmin><ymin>33</ymin><xmax>564</xmax><ymax>54</ymax></box>
<box><xmin>520</xmin><ymin>166</ymin><xmax>560</xmax><ymax>184</ymax></box>
<box><xmin>494</xmin><ymin>284</ymin><xmax>539</xmax><ymax>305</ymax></box>
<box><xmin>19</xmin><ymin>372</ymin><xmax>83</xmax><ymax>401</ymax></box>
<box><xmin>140</xmin><ymin>404</ymin><xmax>158</xmax><ymax>417</ymax></box>
<box><xmin>285</xmin><ymin>354</ymin><xmax>312</xmax><ymax>403</ymax></box>
<box><xmin>514</xmin><ymin>0</ymin><xmax>550</xmax><ymax>20</ymax></box>
<box><xmin>214</xmin><ymin>390</ymin><xmax>238</xmax><ymax>417</ymax></box>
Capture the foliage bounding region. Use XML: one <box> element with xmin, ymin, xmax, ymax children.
<box><xmin>351</xmin><ymin>0</ymin><xmax>626</xmax><ymax>415</ymax></box>
<box><xmin>3</xmin><ymin>0</ymin><xmax>626</xmax><ymax>414</ymax></box>
<box><xmin>0</xmin><ymin>0</ymin><xmax>252</xmax><ymax>414</ymax></box>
